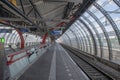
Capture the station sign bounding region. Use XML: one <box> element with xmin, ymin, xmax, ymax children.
<box><xmin>0</xmin><ymin>29</ymin><xmax>12</xmax><ymax>33</ymax></box>
<box><xmin>51</xmin><ymin>30</ymin><xmax>62</xmax><ymax>35</ymax></box>
<box><xmin>18</xmin><ymin>28</ymin><xmax>29</xmax><ymax>33</ymax></box>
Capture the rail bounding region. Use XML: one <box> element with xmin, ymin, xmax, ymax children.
<box><xmin>61</xmin><ymin>44</ymin><xmax>120</xmax><ymax>80</ymax></box>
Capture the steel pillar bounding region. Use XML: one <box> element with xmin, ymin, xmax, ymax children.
<box><xmin>42</xmin><ymin>33</ymin><xmax>48</xmax><ymax>44</ymax></box>
<box><xmin>15</xmin><ymin>29</ymin><xmax>25</xmax><ymax>49</ymax></box>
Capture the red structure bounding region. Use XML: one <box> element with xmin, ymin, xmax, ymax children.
<box><xmin>41</xmin><ymin>22</ymin><xmax>66</xmax><ymax>44</ymax></box>
<box><xmin>42</xmin><ymin>33</ymin><xmax>48</xmax><ymax>44</ymax></box>
<box><xmin>41</xmin><ymin>16</ymin><xmax>75</xmax><ymax>44</ymax></box>
<box><xmin>15</xmin><ymin>29</ymin><xmax>25</xmax><ymax>49</ymax></box>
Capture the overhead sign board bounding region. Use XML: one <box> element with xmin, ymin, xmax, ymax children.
<box><xmin>0</xmin><ymin>29</ymin><xmax>12</xmax><ymax>33</ymax></box>
<box><xmin>18</xmin><ymin>28</ymin><xmax>29</xmax><ymax>33</ymax></box>
<box><xmin>51</xmin><ymin>30</ymin><xmax>61</xmax><ymax>35</ymax></box>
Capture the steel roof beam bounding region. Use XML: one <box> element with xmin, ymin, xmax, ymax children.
<box><xmin>0</xmin><ymin>17</ymin><xmax>70</xmax><ymax>22</ymax></box>
<box><xmin>63</xmin><ymin>0</ymin><xmax>95</xmax><ymax>33</ymax></box>
<box><xmin>28</xmin><ymin>0</ymin><xmax>42</xmax><ymax>18</ymax></box>
<box><xmin>0</xmin><ymin>0</ymin><xmax>37</xmax><ymax>27</ymax></box>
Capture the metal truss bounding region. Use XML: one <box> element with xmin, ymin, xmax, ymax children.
<box><xmin>0</xmin><ymin>0</ymin><xmax>46</xmax><ymax>31</ymax></box>
<box><xmin>113</xmin><ymin>0</ymin><xmax>120</xmax><ymax>7</ymax></box>
<box><xmin>0</xmin><ymin>0</ymin><xmax>35</xmax><ymax>25</ymax></box>
<box><xmin>19</xmin><ymin>0</ymin><xmax>25</xmax><ymax>14</ymax></box>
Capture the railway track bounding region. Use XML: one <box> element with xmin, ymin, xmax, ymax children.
<box><xmin>62</xmin><ymin>45</ymin><xmax>114</xmax><ymax>80</ymax></box>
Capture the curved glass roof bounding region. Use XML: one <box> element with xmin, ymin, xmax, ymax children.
<box><xmin>58</xmin><ymin>0</ymin><xmax>120</xmax><ymax>65</ymax></box>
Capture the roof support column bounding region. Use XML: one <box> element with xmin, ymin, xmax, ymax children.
<box><xmin>42</xmin><ymin>33</ymin><xmax>48</xmax><ymax>44</ymax></box>
<box><xmin>15</xmin><ymin>29</ymin><xmax>25</xmax><ymax>49</ymax></box>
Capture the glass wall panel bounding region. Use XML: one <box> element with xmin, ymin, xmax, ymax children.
<box><xmin>96</xmin><ymin>0</ymin><xmax>120</xmax><ymax>63</ymax></box>
<box><xmin>88</xmin><ymin>5</ymin><xmax>114</xmax><ymax>60</ymax></box>
<box><xmin>66</xmin><ymin>33</ymin><xmax>72</xmax><ymax>46</ymax></box>
<box><xmin>75</xmin><ymin>22</ymin><xmax>90</xmax><ymax>53</ymax></box>
<box><xmin>70</xmin><ymin>25</ymin><xmax>81</xmax><ymax>50</ymax></box>
<box><xmin>70</xmin><ymin>25</ymin><xmax>83</xmax><ymax>50</ymax></box>
<box><xmin>84</xmin><ymin>13</ymin><xmax>109</xmax><ymax>59</ymax></box>
<box><xmin>80</xmin><ymin>16</ymin><xmax>101</xmax><ymax>57</ymax></box>
<box><xmin>68</xmin><ymin>29</ymin><xmax>78</xmax><ymax>48</ymax></box>
<box><xmin>63</xmin><ymin>33</ymin><xmax>71</xmax><ymax>46</ymax></box>
<box><xmin>78</xmin><ymin>21</ymin><xmax>94</xmax><ymax>54</ymax></box>
<box><xmin>75</xmin><ymin>21</ymin><xmax>94</xmax><ymax>54</ymax></box>
<box><xmin>58</xmin><ymin>0</ymin><xmax>120</xmax><ymax>65</ymax></box>
<box><xmin>74</xmin><ymin>24</ymin><xmax>87</xmax><ymax>52</ymax></box>
<box><xmin>72</xmin><ymin>24</ymin><xmax>85</xmax><ymax>51</ymax></box>
<box><xmin>66</xmin><ymin>30</ymin><xmax>76</xmax><ymax>48</ymax></box>
<box><xmin>61</xmin><ymin>36</ymin><xmax>67</xmax><ymax>45</ymax></box>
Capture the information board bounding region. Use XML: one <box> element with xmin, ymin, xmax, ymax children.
<box><xmin>51</xmin><ymin>30</ymin><xmax>61</xmax><ymax>35</ymax></box>
<box><xmin>0</xmin><ymin>29</ymin><xmax>12</xmax><ymax>33</ymax></box>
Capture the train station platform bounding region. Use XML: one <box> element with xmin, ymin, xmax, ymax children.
<box><xmin>1</xmin><ymin>0</ymin><xmax>120</xmax><ymax>80</ymax></box>
<box><xmin>17</xmin><ymin>43</ymin><xmax>89</xmax><ymax>80</ymax></box>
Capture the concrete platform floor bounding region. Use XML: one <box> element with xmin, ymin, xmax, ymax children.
<box><xmin>18</xmin><ymin>43</ymin><xmax>89</xmax><ymax>80</ymax></box>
